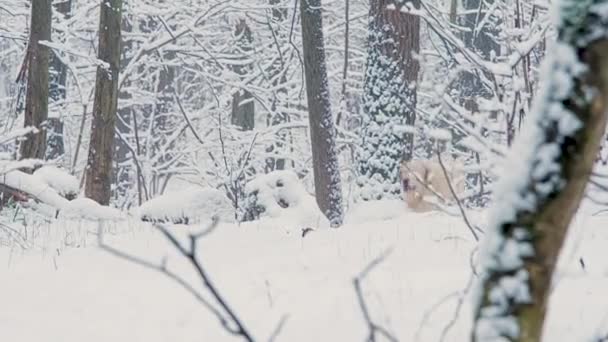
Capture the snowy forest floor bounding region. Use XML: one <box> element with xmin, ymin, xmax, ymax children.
<box><xmin>0</xmin><ymin>201</ymin><xmax>607</xmax><ymax>342</ymax></box>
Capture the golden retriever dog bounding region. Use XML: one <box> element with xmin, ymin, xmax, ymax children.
<box><xmin>400</xmin><ymin>155</ymin><xmax>465</xmax><ymax>212</ymax></box>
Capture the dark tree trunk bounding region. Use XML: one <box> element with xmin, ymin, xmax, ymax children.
<box><xmin>459</xmin><ymin>0</ymin><xmax>499</xmax><ymax>112</ymax></box>
<box><xmin>47</xmin><ymin>0</ymin><xmax>72</xmax><ymax>161</ymax></box>
<box><xmin>85</xmin><ymin>0</ymin><xmax>122</xmax><ymax>205</ymax></box>
<box><xmin>20</xmin><ymin>0</ymin><xmax>52</xmax><ymax>161</ymax></box>
<box><xmin>265</xmin><ymin>0</ymin><xmax>289</xmax><ymax>172</ymax></box>
<box><xmin>300</xmin><ymin>0</ymin><xmax>343</xmax><ymax>227</ymax></box>
<box><xmin>230</xmin><ymin>19</ymin><xmax>255</xmax><ymax>131</ymax></box>
<box><xmin>356</xmin><ymin>0</ymin><xmax>420</xmax><ymax>200</ymax></box>
<box><xmin>149</xmin><ymin>49</ymin><xmax>176</xmax><ymax>197</ymax></box>
<box><xmin>472</xmin><ymin>2</ymin><xmax>608</xmax><ymax>341</ymax></box>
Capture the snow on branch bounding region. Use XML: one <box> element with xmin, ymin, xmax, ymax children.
<box><xmin>473</xmin><ymin>1</ymin><xmax>608</xmax><ymax>341</ymax></box>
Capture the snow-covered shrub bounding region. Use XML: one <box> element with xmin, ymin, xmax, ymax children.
<box><xmin>242</xmin><ymin>170</ymin><xmax>328</xmax><ymax>227</ymax></box>
<box><xmin>0</xmin><ymin>170</ymin><xmax>69</xmax><ymax>209</ymax></box>
<box><xmin>137</xmin><ymin>187</ymin><xmax>234</xmax><ymax>225</ymax></box>
<box><xmin>32</xmin><ymin>166</ymin><xmax>79</xmax><ymax>199</ymax></box>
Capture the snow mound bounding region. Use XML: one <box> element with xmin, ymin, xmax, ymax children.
<box><xmin>242</xmin><ymin>170</ymin><xmax>328</xmax><ymax>228</ymax></box>
<box><xmin>137</xmin><ymin>187</ymin><xmax>235</xmax><ymax>224</ymax></box>
<box><xmin>59</xmin><ymin>198</ymin><xmax>124</xmax><ymax>221</ymax></box>
<box><xmin>33</xmin><ymin>166</ymin><xmax>79</xmax><ymax>199</ymax></box>
<box><xmin>345</xmin><ymin>199</ymin><xmax>410</xmax><ymax>224</ymax></box>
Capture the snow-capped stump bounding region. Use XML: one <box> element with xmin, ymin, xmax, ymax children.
<box><xmin>242</xmin><ymin>170</ymin><xmax>328</xmax><ymax>227</ymax></box>
<box><xmin>137</xmin><ymin>187</ymin><xmax>234</xmax><ymax>225</ymax></box>
<box><xmin>32</xmin><ymin>166</ymin><xmax>79</xmax><ymax>200</ymax></box>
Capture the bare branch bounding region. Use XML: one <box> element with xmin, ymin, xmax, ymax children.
<box><xmin>267</xmin><ymin>314</ymin><xmax>289</xmax><ymax>342</ymax></box>
<box><xmin>99</xmin><ymin>217</ymin><xmax>254</xmax><ymax>341</ymax></box>
<box><xmin>436</xmin><ymin>152</ymin><xmax>480</xmax><ymax>241</ymax></box>
<box><xmin>353</xmin><ymin>248</ymin><xmax>398</xmax><ymax>342</ymax></box>
<box><xmin>155</xmin><ymin>223</ymin><xmax>256</xmax><ymax>342</ymax></box>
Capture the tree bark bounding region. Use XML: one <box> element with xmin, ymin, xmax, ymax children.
<box><xmin>472</xmin><ymin>2</ymin><xmax>608</xmax><ymax>341</ymax></box>
<box><xmin>299</xmin><ymin>0</ymin><xmax>343</xmax><ymax>227</ymax></box>
<box><xmin>20</xmin><ymin>0</ymin><xmax>52</xmax><ymax>161</ymax></box>
<box><xmin>85</xmin><ymin>0</ymin><xmax>122</xmax><ymax>205</ymax></box>
<box><xmin>458</xmin><ymin>0</ymin><xmax>499</xmax><ymax>113</ymax></box>
<box><xmin>230</xmin><ymin>19</ymin><xmax>255</xmax><ymax>131</ymax></box>
<box><xmin>47</xmin><ymin>0</ymin><xmax>72</xmax><ymax>161</ymax></box>
<box><xmin>265</xmin><ymin>0</ymin><xmax>290</xmax><ymax>172</ymax></box>
<box><xmin>356</xmin><ymin>0</ymin><xmax>420</xmax><ymax>200</ymax></box>
<box><xmin>113</xmin><ymin>9</ymin><xmax>134</xmax><ymax>203</ymax></box>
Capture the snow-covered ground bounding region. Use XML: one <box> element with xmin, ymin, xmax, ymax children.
<box><xmin>0</xmin><ymin>203</ymin><xmax>607</xmax><ymax>342</ymax></box>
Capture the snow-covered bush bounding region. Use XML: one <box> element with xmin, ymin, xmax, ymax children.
<box><xmin>32</xmin><ymin>166</ymin><xmax>79</xmax><ymax>199</ymax></box>
<box><xmin>137</xmin><ymin>187</ymin><xmax>234</xmax><ymax>225</ymax></box>
<box><xmin>242</xmin><ymin>170</ymin><xmax>328</xmax><ymax>227</ymax></box>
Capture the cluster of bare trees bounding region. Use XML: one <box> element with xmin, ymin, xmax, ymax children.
<box><xmin>3</xmin><ymin>0</ymin><xmax>608</xmax><ymax>340</ymax></box>
<box><xmin>3</xmin><ymin>0</ymin><xmax>123</xmax><ymax>206</ymax></box>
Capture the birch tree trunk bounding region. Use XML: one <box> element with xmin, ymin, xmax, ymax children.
<box><xmin>85</xmin><ymin>0</ymin><xmax>122</xmax><ymax>205</ymax></box>
<box><xmin>472</xmin><ymin>1</ymin><xmax>608</xmax><ymax>341</ymax></box>
<box><xmin>299</xmin><ymin>0</ymin><xmax>344</xmax><ymax>227</ymax></box>
<box><xmin>20</xmin><ymin>0</ymin><xmax>52</xmax><ymax>161</ymax></box>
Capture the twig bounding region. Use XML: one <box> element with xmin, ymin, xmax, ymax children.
<box><xmin>98</xmin><ymin>219</ymin><xmax>255</xmax><ymax>341</ymax></box>
<box><xmin>414</xmin><ymin>291</ymin><xmax>459</xmax><ymax>341</ymax></box>
<box><xmin>191</xmin><ymin>214</ymin><xmax>220</xmax><ymax>240</ymax></box>
<box><xmin>353</xmin><ymin>248</ymin><xmax>398</xmax><ymax>342</ymax></box>
<box><xmin>335</xmin><ymin>0</ymin><xmax>350</xmax><ymax>127</ymax></box>
<box><xmin>155</xmin><ymin>223</ymin><xmax>255</xmax><ymax>342</ymax></box>
<box><xmin>173</xmin><ymin>90</ymin><xmax>205</xmax><ymax>145</ymax></box>
<box><xmin>98</xmin><ymin>241</ymin><xmax>225</xmax><ymax>321</ymax></box>
<box><xmin>439</xmin><ymin>272</ymin><xmax>475</xmax><ymax>342</ymax></box>
<box><xmin>288</xmin><ymin>0</ymin><xmax>305</xmax><ymax>98</ymax></box>
<box><xmin>71</xmin><ymin>104</ymin><xmax>88</xmax><ymax>176</ymax></box>
<box><xmin>436</xmin><ymin>152</ymin><xmax>480</xmax><ymax>241</ymax></box>
<box><xmin>0</xmin><ymin>222</ymin><xmax>31</xmax><ymax>250</ymax></box>
<box><xmin>267</xmin><ymin>314</ymin><xmax>289</xmax><ymax>342</ymax></box>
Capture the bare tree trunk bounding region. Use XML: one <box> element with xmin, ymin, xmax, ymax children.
<box><xmin>47</xmin><ymin>0</ymin><xmax>72</xmax><ymax>161</ymax></box>
<box><xmin>356</xmin><ymin>0</ymin><xmax>420</xmax><ymax>200</ymax></box>
<box><xmin>230</xmin><ymin>19</ymin><xmax>255</xmax><ymax>131</ymax></box>
<box><xmin>85</xmin><ymin>0</ymin><xmax>122</xmax><ymax>205</ymax></box>
<box><xmin>265</xmin><ymin>0</ymin><xmax>289</xmax><ymax>172</ymax></box>
<box><xmin>113</xmin><ymin>9</ymin><xmax>134</xmax><ymax>204</ymax></box>
<box><xmin>472</xmin><ymin>2</ymin><xmax>608</xmax><ymax>341</ymax></box>
<box><xmin>299</xmin><ymin>0</ymin><xmax>343</xmax><ymax>227</ymax></box>
<box><xmin>20</xmin><ymin>0</ymin><xmax>52</xmax><ymax>161</ymax></box>
<box><xmin>459</xmin><ymin>0</ymin><xmax>499</xmax><ymax>113</ymax></box>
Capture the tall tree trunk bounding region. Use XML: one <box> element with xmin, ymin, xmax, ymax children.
<box><xmin>299</xmin><ymin>0</ymin><xmax>343</xmax><ymax>227</ymax></box>
<box><xmin>85</xmin><ymin>0</ymin><xmax>122</xmax><ymax>205</ymax></box>
<box><xmin>265</xmin><ymin>0</ymin><xmax>289</xmax><ymax>172</ymax></box>
<box><xmin>356</xmin><ymin>0</ymin><xmax>420</xmax><ymax>200</ymax></box>
<box><xmin>20</xmin><ymin>0</ymin><xmax>52</xmax><ymax>161</ymax></box>
<box><xmin>459</xmin><ymin>0</ymin><xmax>499</xmax><ymax>113</ymax></box>
<box><xmin>472</xmin><ymin>2</ymin><xmax>608</xmax><ymax>341</ymax></box>
<box><xmin>47</xmin><ymin>0</ymin><xmax>72</xmax><ymax>161</ymax></box>
<box><xmin>230</xmin><ymin>19</ymin><xmax>255</xmax><ymax>131</ymax></box>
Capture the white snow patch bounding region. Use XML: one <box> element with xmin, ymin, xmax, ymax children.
<box><xmin>137</xmin><ymin>187</ymin><xmax>235</xmax><ymax>224</ymax></box>
<box><xmin>33</xmin><ymin>166</ymin><xmax>79</xmax><ymax>198</ymax></box>
<box><xmin>60</xmin><ymin>197</ymin><xmax>124</xmax><ymax>221</ymax></box>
